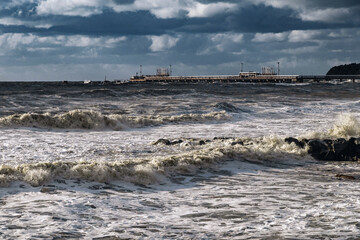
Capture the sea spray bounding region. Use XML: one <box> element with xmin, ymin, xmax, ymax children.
<box><xmin>328</xmin><ymin>114</ymin><xmax>360</xmax><ymax>138</ymax></box>
<box><xmin>303</xmin><ymin>114</ymin><xmax>360</xmax><ymax>139</ymax></box>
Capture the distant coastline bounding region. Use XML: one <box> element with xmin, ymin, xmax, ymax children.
<box><xmin>327</xmin><ymin>63</ymin><xmax>360</xmax><ymax>75</ymax></box>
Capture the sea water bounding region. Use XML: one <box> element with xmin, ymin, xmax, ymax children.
<box><xmin>0</xmin><ymin>81</ymin><xmax>359</xmax><ymax>239</ymax></box>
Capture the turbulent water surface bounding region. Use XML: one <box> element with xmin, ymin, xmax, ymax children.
<box><xmin>0</xmin><ymin>81</ymin><xmax>360</xmax><ymax>239</ymax></box>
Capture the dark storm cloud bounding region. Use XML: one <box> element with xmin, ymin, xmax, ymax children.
<box><xmin>47</xmin><ymin>11</ymin><xmax>182</xmax><ymax>36</ymax></box>
<box><xmin>112</xmin><ymin>0</ymin><xmax>135</xmax><ymax>4</ymax></box>
<box><xmin>191</xmin><ymin>5</ymin><xmax>325</xmax><ymax>33</ymax></box>
<box><xmin>0</xmin><ymin>1</ymin><xmax>358</xmax><ymax>36</ymax></box>
<box><xmin>302</xmin><ymin>0</ymin><xmax>360</xmax><ymax>8</ymax></box>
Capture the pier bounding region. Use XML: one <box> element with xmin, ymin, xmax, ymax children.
<box><xmin>129</xmin><ymin>65</ymin><xmax>360</xmax><ymax>83</ymax></box>
<box><xmin>130</xmin><ymin>74</ymin><xmax>360</xmax><ymax>84</ymax></box>
<box><xmin>297</xmin><ymin>75</ymin><xmax>360</xmax><ymax>82</ymax></box>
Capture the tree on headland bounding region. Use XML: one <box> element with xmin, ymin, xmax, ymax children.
<box><xmin>327</xmin><ymin>63</ymin><xmax>360</xmax><ymax>75</ymax></box>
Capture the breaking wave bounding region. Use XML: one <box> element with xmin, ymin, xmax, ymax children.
<box><xmin>1</xmin><ymin>112</ymin><xmax>358</xmax><ymax>187</ymax></box>
<box><xmin>0</xmin><ymin>110</ymin><xmax>230</xmax><ymax>130</ymax></box>
<box><xmin>303</xmin><ymin>114</ymin><xmax>360</xmax><ymax>139</ymax></box>
<box><xmin>0</xmin><ymin>136</ymin><xmax>312</xmax><ymax>187</ymax></box>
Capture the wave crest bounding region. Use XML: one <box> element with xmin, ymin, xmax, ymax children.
<box><xmin>0</xmin><ymin>137</ymin><xmax>311</xmax><ymax>187</ymax></box>
<box><xmin>0</xmin><ymin>110</ymin><xmax>230</xmax><ymax>130</ymax></box>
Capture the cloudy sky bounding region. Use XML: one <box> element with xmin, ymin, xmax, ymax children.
<box><xmin>0</xmin><ymin>0</ymin><xmax>359</xmax><ymax>80</ymax></box>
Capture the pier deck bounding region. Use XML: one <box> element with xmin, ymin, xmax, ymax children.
<box><xmin>130</xmin><ymin>74</ymin><xmax>360</xmax><ymax>83</ymax></box>
<box><xmin>131</xmin><ymin>75</ymin><xmax>298</xmax><ymax>83</ymax></box>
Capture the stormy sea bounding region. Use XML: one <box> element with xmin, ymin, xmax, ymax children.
<box><xmin>0</xmin><ymin>81</ymin><xmax>360</xmax><ymax>239</ymax></box>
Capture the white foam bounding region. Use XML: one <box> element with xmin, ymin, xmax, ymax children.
<box><xmin>1</xmin><ymin>159</ymin><xmax>360</xmax><ymax>239</ymax></box>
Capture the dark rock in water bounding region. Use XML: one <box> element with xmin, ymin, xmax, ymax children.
<box><xmin>307</xmin><ymin>139</ymin><xmax>334</xmax><ymax>160</ymax></box>
<box><xmin>213</xmin><ymin>137</ymin><xmax>231</xmax><ymax>140</ymax></box>
<box><xmin>335</xmin><ymin>174</ymin><xmax>356</xmax><ymax>180</ymax></box>
<box><xmin>285</xmin><ymin>137</ymin><xmax>305</xmax><ymax>148</ymax></box>
<box><xmin>85</xmin><ymin>204</ymin><xmax>97</xmax><ymax>209</ymax></box>
<box><xmin>231</xmin><ymin>141</ymin><xmax>244</xmax><ymax>146</ymax></box>
<box><xmin>40</xmin><ymin>187</ymin><xmax>57</xmax><ymax>194</ymax></box>
<box><xmin>92</xmin><ymin>236</ymin><xmax>120</xmax><ymax>240</ymax></box>
<box><xmin>171</xmin><ymin>139</ymin><xmax>183</xmax><ymax>145</ymax></box>
<box><xmin>153</xmin><ymin>138</ymin><xmax>184</xmax><ymax>145</ymax></box>
<box><xmin>153</xmin><ymin>139</ymin><xmax>171</xmax><ymax>145</ymax></box>
<box><xmin>285</xmin><ymin>137</ymin><xmax>360</xmax><ymax>161</ymax></box>
<box><xmin>333</xmin><ymin>138</ymin><xmax>352</xmax><ymax>161</ymax></box>
<box><xmin>153</xmin><ymin>138</ymin><xmax>183</xmax><ymax>145</ymax></box>
<box><xmin>325</xmin><ymin>137</ymin><xmax>360</xmax><ymax>161</ymax></box>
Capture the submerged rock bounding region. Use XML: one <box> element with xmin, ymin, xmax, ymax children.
<box><xmin>285</xmin><ymin>137</ymin><xmax>360</xmax><ymax>161</ymax></box>
<box><xmin>335</xmin><ymin>174</ymin><xmax>356</xmax><ymax>180</ymax></box>
<box><xmin>153</xmin><ymin>139</ymin><xmax>183</xmax><ymax>145</ymax></box>
<box><xmin>40</xmin><ymin>186</ymin><xmax>57</xmax><ymax>194</ymax></box>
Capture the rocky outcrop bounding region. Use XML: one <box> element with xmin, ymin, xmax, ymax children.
<box><xmin>154</xmin><ymin>136</ymin><xmax>360</xmax><ymax>161</ymax></box>
<box><xmin>285</xmin><ymin>137</ymin><xmax>360</xmax><ymax>161</ymax></box>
